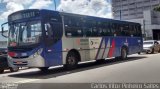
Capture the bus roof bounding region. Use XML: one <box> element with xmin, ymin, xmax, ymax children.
<box><xmin>8</xmin><ymin>9</ymin><xmax>39</xmax><ymax>17</ymax></box>
<box><xmin>8</xmin><ymin>9</ymin><xmax>141</xmax><ymax>26</ymax></box>
<box><xmin>60</xmin><ymin>11</ymin><xmax>141</xmax><ymax>25</ymax></box>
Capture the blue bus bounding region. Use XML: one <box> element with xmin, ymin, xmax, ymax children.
<box><xmin>1</xmin><ymin>9</ymin><xmax>143</xmax><ymax>71</ymax></box>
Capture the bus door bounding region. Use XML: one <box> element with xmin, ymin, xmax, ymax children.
<box><xmin>44</xmin><ymin>22</ymin><xmax>63</xmax><ymax>66</ymax></box>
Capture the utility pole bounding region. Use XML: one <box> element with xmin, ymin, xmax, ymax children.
<box><xmin>120</xmin><ymin>2</ymin><xmax>122</xmax><ymax>20</ymax></box>
<box><xmin>143</xmin><ymin>19</ymin><xmax>146</xmax><ymax>40</ymax></box>
<box><xmin>54</xmin><ymin>0</ymin><xmax>56</xmax><ymax>11</ymax></box>
<box><xmin>120</xmin><ymin>10</ymin><xmax>122</xmax><ymax>20</ymax></box>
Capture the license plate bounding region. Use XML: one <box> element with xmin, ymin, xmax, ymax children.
<box><xmin>16</xmin><ymin>61</ymin><xmax>23</xmax><ymax>64</ymax></box>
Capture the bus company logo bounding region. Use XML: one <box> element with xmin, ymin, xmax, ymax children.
<box><xmin>90</xmin><ymin>41</ymin><xmax>94</xmax><ymax>45</ymax></box>
<box><xmin>79</xmin><ymin>39</ymin><xmax>88</xmax><ymax>45</ymax></box>
<box><xmin>90</xmin><ymin>38</ymin><xmax>100</xmax><ymax>46</ymax></box>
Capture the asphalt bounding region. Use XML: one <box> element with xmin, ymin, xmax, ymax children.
<box><xmin>0</xmin><ymin>53</ymin><xmax>160</xmax><ymax>89</ymax></box>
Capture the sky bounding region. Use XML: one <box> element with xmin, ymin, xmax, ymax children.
<box><xmin>0</xmin><ymin>0</ymin><xmax>112</xmax><ymax>25</ymax></box>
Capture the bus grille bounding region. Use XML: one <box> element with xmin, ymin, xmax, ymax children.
<box><xmin>12</xmin><ymin>56</ymin><xmax>29</xmax><ymax>59</ymax></box>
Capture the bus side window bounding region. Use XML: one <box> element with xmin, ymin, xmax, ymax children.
<box><xmin>121</xmin><ymin>24</ymin><xmax>130</xmax><ymax>36</ymax></box>
<box><xmin>125</xmin><ymin>25</ymin><xmax>130</xmax><ymax>36</ymax></box>
<box><xmin>110</xmin><ymin>23</ymin><xmax>117</xmax><ymax>36</ymax></box>
<box><xmin>120</xmin><ymin>25</ymin><xmax>125</xmax><ymax>36</ymax></box>
<box><xmin>105</xmin><ymin>22</ymin><xmax>111</xmax><ymax>36</ymax></box>
<box><xmin>65</xmin><ymin>17</ymin><xmax>83</xmax><ymax>37</ymax></box>
<box><xmin>110</xmin><ymin>23</ymin><xmax>114</xmax><ymax>36</ymax></box>
<box><xmin>129</xmin><ymin>25</ymin><xmax>133</xmax><ymax>37</ymax></box>
<box><xmin>114</xmin><ymin>23</ymin><xmax>119</xmax><ymax>36</ymax></box>
<box><xmin>92</xmin><ymin>27</ymin><xmax>98</xmax><ymax>37</ymax></box>
<box><xmin>137</xmin><ymin>25</ymin><xmax>142</xmax><ymax>37</ymax></box>
<box><xmin>133</xmin><ymin>26</ymin><xmax>138</xmax><ymax>37</ymax></box>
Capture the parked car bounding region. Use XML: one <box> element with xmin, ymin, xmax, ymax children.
<box><xmin>0</xmin><ymin>48</ymin><xmax>19</xmax><ymax>74</ymax></box>
<box><xmin>157</xmin><ymin>40</ymin><xmax>160</xmax><ymax>44</ymax></box>
<box><xmin>142</xmin><ymin>40</ymin><xmax>160</xmax><ymax>54</ymax></box>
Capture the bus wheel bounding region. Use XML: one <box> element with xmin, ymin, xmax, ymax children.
<box><xmin>0</xmin><ymin>69</ymin><xmax>4</xmax><ymax>74</ymax></box>
<box><xmin>138</xmin><ymin>52</ymin><xmax>141</xmax><ymax>55</ymax></box>
<box><xmin>65</xmin><ymin>51</ymin><xmax>78</xmax><ymax>70</ymax></box>
<box><xmin>39</xmin><ymin>67</ymin><xmax>49</xmax><ymax>72</ymax></box>
<box><xmin>10</xmin><ymin>67</ymin><xmax>19</xmax><ymax>72</ymax></box>
<box><xmin>120</xmin><ymin>47</ymin><xmax>127</xmax><ymax>60</ymax></box>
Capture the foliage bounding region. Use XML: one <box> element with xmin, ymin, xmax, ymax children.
<box><xmin>154</xmin><ymin>5</ymin><xmax>160</xmax><ymax>11</ymax></box>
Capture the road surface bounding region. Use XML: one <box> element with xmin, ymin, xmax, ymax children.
<box><xmin>0</xmin><ymin>53</ymin><xmax>160</xmax><ymax>89</ymax></box>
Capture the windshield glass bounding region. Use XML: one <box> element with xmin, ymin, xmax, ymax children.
<box><xmin>8</xmin><ymin>21</ymin><xmax>42</xmax><ymax>47</ymax></box>
<box><xmin>143</xmin><ymin>42</ymin><xmax>154</xmax><ymax>45</ymax></box>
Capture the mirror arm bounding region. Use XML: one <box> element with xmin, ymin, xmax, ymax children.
<box><xmin>1</xmin><ymin>22</ymin><xmax>8</xmax><ymax>26</ymax></box>
<box><xmin>1</xmin><ymin>22</ymin><xmax>8</xmax><ymax>38</ymax></box>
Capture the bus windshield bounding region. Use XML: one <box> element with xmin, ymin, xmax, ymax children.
<box><xmin>8</xmin><ymin>21</ymin><xmax>42</xmax><ymax>47</ymax></box>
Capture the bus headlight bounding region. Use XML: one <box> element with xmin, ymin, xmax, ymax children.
<box><xmin>33</xmin><ymin>53</ymin><xmax>36</xmax><ymax>58</ymax></box>
<box><xmin>37</xmin><ymin>48</ymin><xmax>43</xmax><ymax>55</ymax></box>
<box><xmin>31</xmin><ymin>48</ymin><xmax>43</xmax><ymax>58</ymax></box>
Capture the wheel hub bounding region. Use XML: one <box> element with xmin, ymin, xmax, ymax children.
<box><xmin>68</xmin><ymin>56</ymin><xmax>75</xmax><ymax>65</ymax></box>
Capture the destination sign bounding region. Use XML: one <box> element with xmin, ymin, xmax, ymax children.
<box><xmin>8</xmin><ymin>11</ymin><xmax>40</xmax><ymax>21</ymax></box>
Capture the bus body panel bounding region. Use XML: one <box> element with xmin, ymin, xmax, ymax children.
<box><xmin>8</xmin><ymin>41</ymin><xmax>63</xmax><ymax>67</ymax></box>
<box><xmin>8</xmin><ymin>45</ymin><xmax>46</xmax><ymax>67</ymax></box>
<box><xmin>61</xmin><ymin>36</ymin><xmax>142</xmax><ymax>65</ymax></box>
<box><xmin>43</xmin><ymin>40</ymin><xmax>63</xmax><ymax>67</ymax></box>
<box><xmin>8</xmin><ymin>36</ymin><xmax>142</xmax><ymax>67</ymax></box>
<box><xmin>4</xmin><ymin>9</ymin><xmax>143</xmax><ymax>68</ymax></box>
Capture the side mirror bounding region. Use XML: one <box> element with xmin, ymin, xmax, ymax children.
<box><xmin>1</xmin><ymin>22</ymin><xmax>8</xmax><ymax>38</ymax></box>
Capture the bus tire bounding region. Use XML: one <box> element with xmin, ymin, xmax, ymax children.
<box><xmin>65</xmin><ymin>51</ymin><xmax>79</xmax><ymax>70</ymax></box>
<box><xmin>120</xmin><ymin>47</ymin><xmax>127</xmax><ymax>60</ymax></box>
<box><xmin>10</xmin><ymin>67</ymin><xmax>19</xmax><ymax>72</ymax></box>
<box><xmin>0</xmin><ymin>69</ymin><xmax>4</xmax><ymax>74</ymax></box>
<box><xmin>138</xmin><ymin>52</ymin><xmax>141</xmax><ymax>55</ymax></box>
<box><xmin>39</xmin><ymin>67</ymin><xmax>49</xmax><ymax>72</ymax></box>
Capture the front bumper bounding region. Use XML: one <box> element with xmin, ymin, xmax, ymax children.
<box><xmin>142</xmin><ymin>48</ymin><xmax>152</xmax><ymax>53</ymax></box>
<box><xmin>8</xmin><ymin>55</ymin><xmax>46</xmax><ymax>68</ymax></box>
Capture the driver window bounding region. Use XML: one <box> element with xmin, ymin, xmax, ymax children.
<box><xmin>45</xmin><ymin>23</ymin><xmax>53</xmax><ymax>38</ymax></box>
<box><xmin>44</xmin><ymin>23</ymin><xmax>54</xmax><ymax>47</ymax></box>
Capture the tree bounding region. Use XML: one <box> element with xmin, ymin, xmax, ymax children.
<box><xmin>154</xmin><ymin>5</ymin><xmax>160</xmax><ymax>11</ymax></box>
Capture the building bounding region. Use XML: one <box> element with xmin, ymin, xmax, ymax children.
<box><xmin>112</xmin><ymin>0</ymin><xmax>160</xmax><ymax>40</ymax></box>
<box><xmin>0</xmin><ymin>34</ymin><xmax>7</xmax><ymax>48</ymax></box>
<box><xmin>112</xmin><ymin>0</ymin><xmax>160</xmax><ymax>20</ymax></box>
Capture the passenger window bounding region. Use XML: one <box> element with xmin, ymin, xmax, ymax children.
<box><xmin>64</xmin><ymin>16</ymin><xmax>83</xmax><ymax>37</ymax></box>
